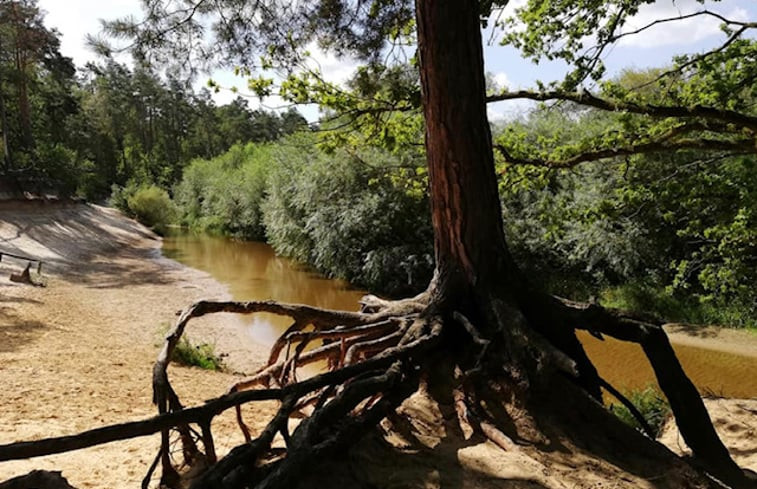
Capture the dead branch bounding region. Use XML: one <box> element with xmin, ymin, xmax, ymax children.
<box><xmin>0</xmin><ymin>388</ymin><xmax>281</xmax><ymax>462</ymax></box>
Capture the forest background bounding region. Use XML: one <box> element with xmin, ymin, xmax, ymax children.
<box><xmin>0</xmin><ymin>0</ymin><xmax>754</xmax><ymax>328</ymax></box>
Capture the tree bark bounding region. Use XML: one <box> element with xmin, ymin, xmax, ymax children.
<box><xmin>416</xmin><ymin>0</ymin><xmax>517</xmax><ymax>305</ymax></box>
<box><xmin>0</xmin><ymin>48</ymin><xmax>11</xmax><ymax>172</ymax></box>
<box><xmin>415</xmin><ymin>0</ymin><xmax>603</xmax><ymax>399</ymax></box>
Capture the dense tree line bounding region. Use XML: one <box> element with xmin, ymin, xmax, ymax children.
<box><xmin>0</xmin><ymin>0</ymin><xmax>307</xmax><ymax>198</ymax></box>
<box><xmin>1</xmin><ymin>0</ymin><xmax>752</xmax><ymax>328</ymax></box>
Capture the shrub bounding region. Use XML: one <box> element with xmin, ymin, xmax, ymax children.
<box><xmin>263</xmin><ymin>137</ymin><xmax>434</xmax><ymax>296</ymax></box>
<box><xmin>109</xmin><ymin>182</ymin><xmax>138</xmax><ymax>212</ymax></box>
<box><xmin>600</xmin><ymin>282</ymin><xmax>756</xmax><ymax>328</ymax></box>
<box><xmin>609</xmin><ymin>385</ymin><xmax>671</xmax><ymax>437</ymax></box>
<box><xmin>174</xmin><ymin>143</ymin><xmax>271</xmax><ymax>240</ymax></box>
<box><xmin>124</xmin><ymin>184</ymin><xmax>176</xmax><ymax>234</ymax></box>
<box><xmin>171</xmin><ymin>337</ymin><xmax>224</xmax><ymax>371</ymax></box>
<box><xmin>600</xmin><ymin>282</ymin><xmax>690</xmax><ymax>322</ymax></box>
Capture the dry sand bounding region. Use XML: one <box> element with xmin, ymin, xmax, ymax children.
<box><xmin>0</xmin><ymin>201</ymin><xmax>273</xmax><ymax>488</ymax></box>
<box><xmin>0</xmin><ymin>201</ymin><xmax>754</xmax><ymax>489</ymax></box>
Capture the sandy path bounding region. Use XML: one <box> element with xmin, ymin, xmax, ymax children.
<box><xmin>0</xmin><ymin>201</ymin><xmax>274</xmax><ymax>488</ymax></box>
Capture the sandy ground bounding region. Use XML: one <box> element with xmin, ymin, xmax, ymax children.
<box><xmin>660</xmin><ymin>398</ymin><xmax>757</xmax><ymax>476</ymax></box>
<box><xmin>665</xmin><ymin>323</ymin><xmax>757</xmax><ymax>359</ymax></box>
<box><xmin>0</xmin><ymin>201</ymin><xmax>273</xmax><ymax>488</ymax></box>
<box><xmin>0</xmin><ymin>201</ymin><xmax>754</xmax><ymax>489</ymax></box>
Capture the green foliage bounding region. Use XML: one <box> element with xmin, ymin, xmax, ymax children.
<box><xmin>0</xmin><ymin>14</ymin><xmax>309</xmax><ymax>201</ymax></box>
<box><xmin>109</xmin><ymin>181</ymin><xmax>138</xmax><ymax>213</ymax></box>
<box><xmin>174</xmin><ymin>143</ymin><xmax>271</xmax><ymax>240</ymax></box>
<box><xmin>495</xmin><ymin>86</ymin><xmax>756</xmax><ymax>326</ymax></box>
<box><xmin>172</xmin><ymin>337</ymin><xmax>224</xmax><ymax>371</ymax></box>
<box><xmin>601</xmin><ymin>282</ymin><xmax>755</xmax><ymax>329</ymax></box>
<box><xmin>111</xmin><ymin>183</ymin><xmax>175</xmax><ymax>234</ymax></box>
<box><xmin>75</xmin><ymin>63</ymin><xmax>308</xmax><ymax>197</ymax></box>
<box><xmin>0</xmin><ymin>0</ymin><xmax>84</xmax><ymax>194</ymax></box>
<box><xmin>262</xmin><ymin>135</ymin><xmax>434</xmax><ymax>296</ymax></box>
<box><xmin>173</xmin><ymin>134</ymin><xmax>433</xmax><ymax>296</ymax></box>
<box><xmin>609</xmin><ymin>386</ymin><xmax>671</xmax><ymax>438</ymax></box>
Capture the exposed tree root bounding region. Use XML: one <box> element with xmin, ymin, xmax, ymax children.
<box><xmin>0</xmin><ymin>294</ymin><xmax>753</xmax><ymax>489</ymax></box>
<box><xmin>148</xmin><ymin>299</ymin><xmax>444</xmax><ymax>488</ymax></box>
<box><xmin>145</xmin><ymin>295</ymin><xmax>752</xmax><ymax>488</ymax></box>
<box><xmin>557</xmin><ymin>297</ymin><xmax>752</xmax><ymax>487</ymax></box>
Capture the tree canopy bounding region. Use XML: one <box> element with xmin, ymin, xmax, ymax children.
<box><xmin>1</xmin><ymin>2</ymin><xmax>755</xmax><ymax>489</ymax></box>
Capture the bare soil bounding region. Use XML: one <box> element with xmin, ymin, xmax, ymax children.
<box><xmin>0</xmin><ymin>201</ymin><xmax>754</xmax><ymax>488</ymax></box>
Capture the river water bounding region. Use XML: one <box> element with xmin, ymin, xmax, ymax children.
<box><xmin>162</xmin><ymin>233</ymin><xmax>756</xmax><ymax>398</ymax></box>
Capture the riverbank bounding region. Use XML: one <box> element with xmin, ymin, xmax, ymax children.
<box><xmin>0</xmin><ymin>201</ymin><xmax>272</xmax><ymax>488</ymax></box>
<box><xmin>0</xmin><ymin>202</ymin><xmax>754</xmax><ymax>488</ymax></box>
<box><xmin>665</xmin><ymin>323</ymin><xmax>757</xmax><ymax>358</ymax></box>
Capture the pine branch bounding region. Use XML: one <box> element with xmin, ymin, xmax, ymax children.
<box><xmin>486</xmin><ymin>90</ymin><xmax>757</xmax><ymax>132</ymax></box>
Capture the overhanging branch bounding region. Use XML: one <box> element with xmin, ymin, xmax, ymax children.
<box><xmin>495</xmin><ymin>136</ymin><xmax>754</xmax><ymax>169</ymax></box>
<box><xmin>487</xmin><ymin>90</ymin><xmax>757</xmax><ymax>132</ymax></box>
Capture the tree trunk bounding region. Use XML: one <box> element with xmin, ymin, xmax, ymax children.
<box><xmin>0</xmin><ymin>38</ymin><xmax>12</xmax><ymax>172</ymax></box>
<box><xmin>14</xmin><ymin>38</ymin><xmax>33</xmax><ymax>150</ymax></box>
<box><xmin>415</xmin><ymin>0</ymin><xmax>603</xmax><ymax>398</ymax></box>
<box><xmin>416</xmin><ymin>0</ymin><xmax>516</xmax><ymax>303</ymax></box>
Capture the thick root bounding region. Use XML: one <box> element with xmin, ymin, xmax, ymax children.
<box><xmin>149</xmin><ymin>298</ymin><xmax>442</xmax><ymax>488</ymax></box>
<box><xmin>0</xmin><ymin>293</ymin><xmax>749</xmax><ymax>489</ymax></box>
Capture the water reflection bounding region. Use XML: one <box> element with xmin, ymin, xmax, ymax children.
<box><xmin>162</xmin><ymin>233</ymin><xmax>364</xmax><ymax>346</ymax></box>
<box><xmin>163</xmin><ymin>233</ymin><xmax>756</xmax><ymax>398</ymax></box>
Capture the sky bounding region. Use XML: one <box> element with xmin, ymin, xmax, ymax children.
<box><xmin>36</xmin><ymin>0</ymin><xmax>757</xmax><ymax>121</ymax></box>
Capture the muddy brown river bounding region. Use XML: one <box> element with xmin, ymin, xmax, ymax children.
<box><xmin>163</xmin><ymin>233</ymin><xmax>756</xmax><ymax>398</ymax></box>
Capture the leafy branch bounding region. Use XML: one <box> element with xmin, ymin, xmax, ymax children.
<box><xmin>487</xmin><ymin>89</ymin><xmax>757</xmax><ymax>132</ymax></box>
<box><xmin>495</xmin><ymin>135</ymin><xmax>754</xmax><ymax>169</ymax></box>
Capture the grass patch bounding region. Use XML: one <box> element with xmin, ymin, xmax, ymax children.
<box><xmin>171</xmin><ymin>337</ymin><xmax>225</xmax><ymax>371</ymax></box>
<box><xmin>609</xmin><ymin>385</ymin><xmax>671</xmax><ymax>437</ymax></box>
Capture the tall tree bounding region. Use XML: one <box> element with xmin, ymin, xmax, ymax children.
<box><xmin>0</xmin><ymin>34</ymin><xmax>11</xmax><ymax>171</ymax></box>
<box><xmin>0</xmin><ymin>0</ymin><xmax>81</xmax><ymax>194</ymax></box>
<box><xmin>6</xmin><ymin>2</ymin><xmax>751</xmax><ymax>488</ymax></box>
<box><xmin>0</xmin><ymin>0</ymin><xmax>57</xmax><ymax>150</ymax></box>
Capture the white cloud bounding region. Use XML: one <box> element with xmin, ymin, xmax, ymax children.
<box><xmin>618</xmin><ymin>1</ymin><xmax>749</xmax><ymax>48</ymax></box>
<box><xmin>488</xmin><ymin>99</ymin><xmax>535</xmax><ymax>123</ymax></box>
<box><xmin>492</xmin><ymin>72</ymin><xmax>511</xmax><ymax>90</ymax></box>
<box><xmin>39</xmin><ymin>0</ymin><xmax>136</xmax><ymax>66</ymax></box>
<box><xmin>301</xmin><ymin>43</ymin><xmax>361</xmax><ymax>86</ymax></box>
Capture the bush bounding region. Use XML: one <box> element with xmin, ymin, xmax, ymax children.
<box><xmin>600</xmin><ymin>282</ymin><xmax>691</xmax><ymax>322</ymax></box>
<box><xmin>173</xmin><ymin>143</ymin><xmax>271</xmax><ymax>240</ymax></box>
<box><xmin>109</xmin><ymin>182</ymin><xmax>138</xmax><ymax>213</ymax></box>
<box><xmin>111</xmin><ymin>183</ymin><xmax>175</xmax><ymax>234</ymax></box>
<box><xmin>609</xmin><ymin>385</ymin><xmax>671</xmax><ymax>437</ymax></box>
<box><xmin>262</xmin><ymin>136</ymin><xmax>434</xmax><ymax>296</ymax></box>
<box><xmin>125</xmin><ymin>185</ymin><xmax>175</xmax><ymax>234</ymax></box>
<box><xmin>600</xmin><ymin>282</ymin><xmax>756</xmax><ymax>328</ymax></box>
<box><xmin>171</xmin><ymin>337</ymin><xmax>224</xmax><ymax>371</ymax></box>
